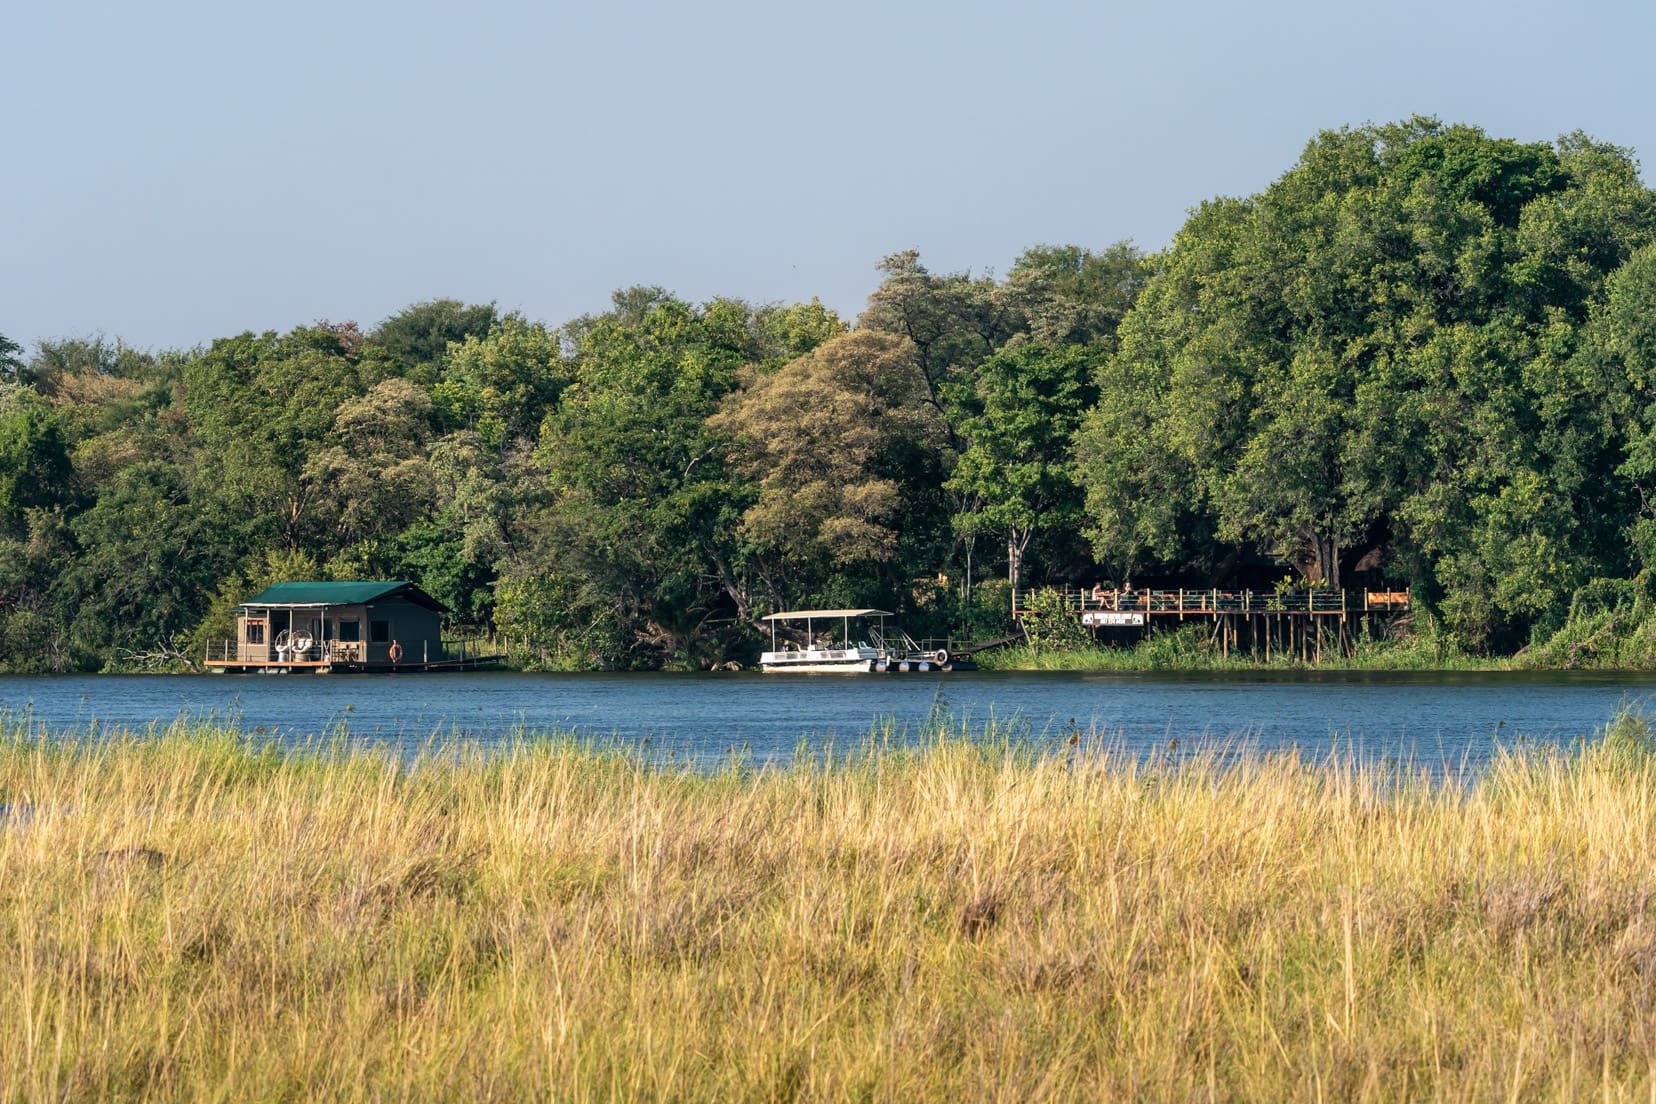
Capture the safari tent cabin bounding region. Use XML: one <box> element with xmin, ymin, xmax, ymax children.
<box><xmin>211</xmin><ymin>580</ymin><xmax>449</xmax><ymax>671</ymax></box>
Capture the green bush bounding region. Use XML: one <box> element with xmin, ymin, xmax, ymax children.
<box><xmin>1020</xmin><ymin>588</ymin><xmax>1094</xmax><ymax>653</ymax></box>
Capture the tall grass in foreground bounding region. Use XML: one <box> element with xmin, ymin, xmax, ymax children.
<box><xmin>3</xmin><ymin>714</ymin><xmax>1656</xmax><ymax>1101</ymax></box>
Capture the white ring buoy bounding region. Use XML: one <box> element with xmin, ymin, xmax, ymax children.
<box><xmin>388</xmin><ymin>642</ymin><xmax>404</xmax><ymax>664</ymax></box>
<box><xmin>936</xmin><ymin>649</ymin><xmax>950</xmax><ymax>667</ymax></box>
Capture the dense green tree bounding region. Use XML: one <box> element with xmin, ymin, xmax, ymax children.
<box><xmin>431</xmin><ymin>316</ymin><xmax>567</xmax><ymax>446</ymax></box>
<box><xmin>10</xmin><ymin>118</ymin><xmax>1656</xmax><ymax>668</ymax></box>
<box><xmin>492</xmin><ymin>570</ymin><xmax>627</xmax><ymax>670</ymax></box>
<box><xmin>55</xmin><ymin>461</ymin><xmax>232</xmax><ymax>666</ymax></box>
<box><xmin>753</xmin><ymin>299</ymin><xmax>847</xmax><ymax>364</ymax></box>
<box><xmin>999</xmin><ymin>243</ymin><xmax>1151</xmax><ymax>349</ymax></box>
<box><xmin>1077</xmin><ymin>118</ymin><xmax>1656</xmax><ymax>645</ymax></box>
<box><xmin>0</xmin><ymin>387</ymin><xmax>72</xmax><ymax>539</ymax></box>
<box><xmin>948</xmin><ymin>342</ymin><xmax>1098</xmax><ymax>589</ymax></box>
<box><xmin>0</xmin><ymin>510</ymin><xmax>75</xmax><ymax>673</ymax></box>
<box><xmin>1582</xmin><ymin>245</ymin><xmax>1656</xmax><ymax>573</ymax></box>
<box><xmin>183</xmin><ymin>326</ymin><xmax>364</xmax><ymax>552</ymax></box>
<box><xmin>526</xmin><ymin>295</ymin><xmax>760</xmax><ymax>663</ymax></box>
<box><xmin>366</xmin><ymin>299</ymin><xmax>498</xmax><ymax>383</ymax></box>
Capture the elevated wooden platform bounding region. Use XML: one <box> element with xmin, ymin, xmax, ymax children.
<box><xmin>1011</xmin><ymin>585</ymin><xmax>1412</xmax><ymax>662</ymax></box>
<box><xmin>1013</xmin><ymin>586</ymin><xmax>1410</xmax><ymax>619</ymax></box>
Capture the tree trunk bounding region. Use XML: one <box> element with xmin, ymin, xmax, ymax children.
<box><xmin>1315</xmin><ymin>531</ymin><xmax>1340</xmax><ymax>590</ymax></box>
<box><xmin>1007</xmin><ymin>529</ymin><xmax>1031</xmax><ymax>591</ymax></box>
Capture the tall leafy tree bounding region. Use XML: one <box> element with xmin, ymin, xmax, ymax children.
<box><xmin>0</xmin><ymin>387</ymin><xmax>72</xmax><ymax>539</ymax></box>
<box><xmin>947</xmin><ymin>342</ymin><xmax>1098</xmax><ymax>589</ymax></box>
<box><xmin>54</xmin><ymin>461</ymin><xmax>233</xmax><ymax>666</ymax></box>
<box><xmin>711</xmin><ymin>331</ymin><xmax>945</xmax><ymax>606</ymax></box>
<box><xmin>182</xmin><ymin>326</ymin><xmax>363</xmax><ymax>553</ymax></box>
<box><xmin>513</xmin><ymin>294</ymin><xmax>759</xmax><ymax>664</ymax></box>
<box><xmin>302</xmin><ymin>377</ymin><xmax>439</xmax><ymax>548</ymax></box>
<box><xmin>859</xmin><ymin>250</ymin><xmax>1012</xmax><ymax>435</ymax></box>
<box><xmin>999</xmin><ymin>242</ymin><xmax>1151</xmax><ymax>349</ymax></box>
<box><xmin>1584</xmin><ymin>244</ymin><xmax>1656</xmax><ymax>572</ymax></box>
<box><xmin>431</xmin><ymin>315</ymin><xmax>568</xmax><ymax>446</ymax></box>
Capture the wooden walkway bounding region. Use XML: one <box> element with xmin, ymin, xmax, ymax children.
<box><xmin>1011</xmin><ymin>585</ymin><xmax>1412</xmax><ymax>662</ymax></box>
<box><xmin>1013</xmin><ymin>586</ymin><xmax>1410</xmax><ymax>619</ymax></box>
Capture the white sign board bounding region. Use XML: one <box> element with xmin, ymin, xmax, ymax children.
<box><xmin>1082</xmin><ymin>611</ymin><xmax>1145</xmax><ymax>627</ymax></box>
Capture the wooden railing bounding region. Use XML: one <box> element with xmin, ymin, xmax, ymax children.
<box><xmin>1011</xmin><ymin>586</ymin><xmax>1410</xmax><ymax>617</ymax></box>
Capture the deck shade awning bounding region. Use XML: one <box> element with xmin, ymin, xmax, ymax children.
<box><xmin>760</xmin><ymin>609</ymin><xmax>892</xmax><ymax>621</ymax></box>
<box><xmin>239</xmin><ymin>580</ymin><xmax>450</xmax><ymax>614</ymax></box>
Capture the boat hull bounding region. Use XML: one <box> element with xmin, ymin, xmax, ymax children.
<box><xmin>759</xmin><ymin>647</ymin><xmax>878</xmax><ymax>673</ymax></box>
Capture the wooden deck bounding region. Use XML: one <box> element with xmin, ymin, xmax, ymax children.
<box><xmin>1012</xmin><ymin>586</ymin><xmax>1410</xmax><ymax>618</ymax></box>
<box><xmin>202</xmin><ymin>657</ymin><xmax>502</xmax><ymax>674</ymax></box>
<box><xmin>1010</xmin><ymin>585</ymin><xmax>1412</xmax><ymax>662</ymax></box>
<box><xmin>203</xmin><ymin>638</ymin><xmax>502</xmax><ymax>674</ymax></box>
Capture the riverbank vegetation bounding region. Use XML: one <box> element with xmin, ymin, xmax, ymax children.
<box><xmin>975</xmin><ymin>630</ymin><xmax>1504</xmax><ymax>673</ymax></box>
<box><xmin>4</xmin><ymin>713</ymin><xmax>1656</xmax><ymax>1099</ymax></box>
<box><xmin>6</xmin><ymin>117</ymin><xmax>1656</xmax><ymax>671</ymax></box>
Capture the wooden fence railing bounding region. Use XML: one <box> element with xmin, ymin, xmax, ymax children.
<box><xmin>1011</xmin><ymin>586</ymin><xmax>1410</xmax><ymax>617</ymax></box>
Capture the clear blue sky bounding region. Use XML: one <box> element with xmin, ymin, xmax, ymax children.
<box><xmin>5</xmin><ymin>0</ymin><xmax>1653</xmax><ymax>352</ymax></box>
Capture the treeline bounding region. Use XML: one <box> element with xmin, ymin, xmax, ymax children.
<box><xmin>5</xmin><ymin>116</ymin><xmax>1656</xmax><ymax>671</ymax></box>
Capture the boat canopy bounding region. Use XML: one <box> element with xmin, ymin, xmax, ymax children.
<box><xmin>760</xmin><ymin>609</ymin><xmax>892</xmax><ymax>621</ymax></box>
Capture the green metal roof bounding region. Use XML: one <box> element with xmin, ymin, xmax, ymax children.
<box><xmin>240</xmin><ymin>581</ymin><xmax>449</xmax><ymax>613</ymax></box>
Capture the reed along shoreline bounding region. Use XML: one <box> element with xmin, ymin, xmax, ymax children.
<box><xmin>3</xmin><ymin>714</ymin><xmax>1655</xmax><ymax>1101</ymax></box>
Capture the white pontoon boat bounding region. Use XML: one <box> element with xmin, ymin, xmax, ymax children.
<box><xmin>759</xmin><ymin>609</ymin><xmax>891</xmax><ymax>673</ymax></box>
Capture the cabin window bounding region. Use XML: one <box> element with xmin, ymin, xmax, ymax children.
<box><xmin>338</xmin><ymin>620</ymin><xmax>361</xmax><ymax>643</ymax></box>
<box><xmin>245</xmin><ymin>619</ymin><xmax>266</xmax><ymax>645</ymax></box>
<box><xmin>370</xmin><ymin>620</ymin><xmax>390</xmax><ymax>643</ymax></box>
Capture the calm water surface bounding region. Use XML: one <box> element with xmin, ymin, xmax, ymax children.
<box><xmin>1</xmin><ymin>669</ymin><xmax>1653</xmax><ymax>767</ymax></box>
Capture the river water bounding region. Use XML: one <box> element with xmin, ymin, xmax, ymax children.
<box><xmin>0</xmin><ymin>669</ymin><xmax>1652</xmax><ymax>768</ymax></box>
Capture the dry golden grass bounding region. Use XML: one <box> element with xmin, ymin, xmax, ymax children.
<box><xmin>3</xmin><ymin>714</ymin><xmax>1656</xmax><ymax>1101</ymax></box>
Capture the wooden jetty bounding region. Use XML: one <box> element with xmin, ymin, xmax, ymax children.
<box><xmin>1012</xmin><ymin>585</ymin><xmax>1411</xmax><ymax>661</ymax></box>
